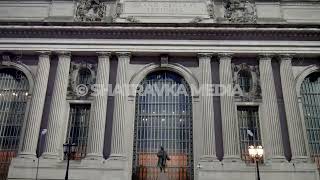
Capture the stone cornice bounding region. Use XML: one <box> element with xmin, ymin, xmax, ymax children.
<box><xmin>0</xmin><ymin>24</ymin><xmax>320</xmax><ymax>41</ymax></box>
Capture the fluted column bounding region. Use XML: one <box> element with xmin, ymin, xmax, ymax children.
<box><xmin>19</xmin><ymin>51</ymin><xmax>51</xmax><ymax>157</ymax></box>
<box><xmin>198</xmin><ymin>53</ymin><xmax>216</xmax><ymax>160</ymax></box>
<box><xmin>109</xmin><ymin>52</ymin><xmax>130</xmax><ymax>158</ymax></box>
<box><xmin>279</xmin><ymin>54</ymin><xmax>308</xmax><ymax>161</ymax></box>
<box><xmin>43</xmin><ymin>51</ymin><xmax>71</xmax><ymax>158</ymax></box>
<box><xmin>218</xmin><ymin>53</ymin><xmax>240</xmax><ymax>161</ymax></box>
<box><xmin>86</xmin><ymin>52</ymin><xmax>111</xmax><ymax>160</ymax></box>
<box><xmin>259</xmin><ymin>54</ymin><xmax>285</xmax><ymax>161</ymax></box>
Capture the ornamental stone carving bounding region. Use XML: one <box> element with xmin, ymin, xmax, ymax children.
<box><xmin>190</xmin><ymin>16</ymin><xmax>203</xmax><ymax>23</ymax></box>
<box><xmin>75</xmin><ymin>0</ymin><xmax>105</xmax><ymax>22</ymax></box>
<box><xmin>232</xmin><ymin>63</ymin><xmax>261</xmax><ymax>102</ymax></box>
<box><xmin>224</xmin><ymin>0</ymin><xmax>257</xmax><ymax>23</ymax></box>
<box><xmin>126</xmin><ymin>16</ymin><xmax>140</xmax><ymax>23</ymax></box>
<box><xmin>207</xmin><ymin>0</ymin><xmax>215</xmax><ymax>19</ymax></box>
<box><xmin>67</xmin><ymin>62</ymin><xmax>97</xmax><ymax>99</ymax></box>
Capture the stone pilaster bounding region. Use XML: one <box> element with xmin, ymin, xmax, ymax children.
<box><xmin>198</xmin><ymin>53</ymin><xmax>216</xmax><ymax>161</ymax></box>
<box><xmin>109</xmin><ymin>52</ymin><xmax>130</xmax><ymax>159</ymax></box>
<box><xmin>19</xmin><ymin>51</ymin><xmax>51</xmax><ymax>158</ymax></box>
<box><xmin>42</xmin><ymin>51</ymin><xmax>71</xmax><ymax>159</ymax></box>
<box><xmin>86</xmin><ymin>52</ymin><xmax>111</xmax><ymax>160</ymax></box>
<box><xmin>218</xmin><ymin>53</ymin><xmax>240</xmax><ymax>161</ymax></box>
<box><xmin>279</xmin><ymin>54</ymin><xmax>308</xmax><ymax>161</ymax></box>
<box><xmin>259</xmin><ymin>54</ymin><xmax>285</xmax><ymax>161</ymax></box>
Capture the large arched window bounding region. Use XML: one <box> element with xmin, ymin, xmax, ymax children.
<box><xmin>0</xmin><ymin>68</ymin><xmax>29</xmax><ymax>179</ymax></box>
<box><xmin>301</xmin><ymin>72</ymin><xmax>320</xmax><ymax>169</ymax></box>
<box><xmin>132</xmin><ymin>71</ymin><xmax>194</xmax><ymax>180</ymax></box>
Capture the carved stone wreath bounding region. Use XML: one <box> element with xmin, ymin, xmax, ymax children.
<box><xmin>224</xmin><ymin>0</ymin><xmax>257</xmax><ymax>24</ymax></box>
<box><xmin>75</xmin><ymin>0</ymin><xmax>106</xmax><ymax>22</ymax></box>
<box><xmin>232</xmin><ymin>63</ymin><xmax>261</xmax><ymax>101</ymax></box>
<box><xmin>68</xmin><ymin>62</ymin><xmax>97</xmax><ymax>98</ymax></box>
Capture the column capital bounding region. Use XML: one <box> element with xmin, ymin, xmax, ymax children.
<box><xmin>197</xmin><ymin>53</ymin><xmax>214</xmax><ymax>59</ymax></box>
<box><xmin>217</xmin><ymin>53</ymin><xmax>233</xmax><ymax>59</ymax></box>
<box><xmin>37</xmin><ymin>51</ymin><xmax>51</xmax><ymax>57</ymax></box>
<box><xmin>279</xmin><ymin>54</ymin><xmax>295</xmax><ymax>61</ymax></box>
<box><xmin>258</xmin><ymin>53</ymin><xmax>274</xmax><ymax>60</ymax></box>
<box><xmin>97</xmin><ymin>52</ymin><xmax>111</xmax><ymax>57</ymax></box>
<box><xmin>116</xmin><ymin>52</ymin><xmax>131</xmax><ymax>58</ymax></box>
<box><xmin>55</xmin><ymin>51</ymin><xmax>71</xmax><ymax>57</ymax></box>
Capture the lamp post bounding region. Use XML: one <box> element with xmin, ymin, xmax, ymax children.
<box><xmin>35</xmin><ymin>129</ymin><xmax>47</xmax><ymax>180</ymax></box>
<box><xmin>248</xmin><ymin>145</ymin><xmax>264</xmax><ymax>180</ymax></box>
<box><xmin>63</xmin><ymin>142</ymin><xmax>77</xmax><ymax>180</ymax></box>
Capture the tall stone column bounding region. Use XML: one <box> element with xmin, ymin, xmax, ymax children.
<box><xmin>218</xmin><ymin>53</ymin><xmax>240</xmax><ymax>161</ymax></box>
<box><xmin>42</xmin><ymin>51</ymin><xmax>71</xmax><ymax>158</ymax></box>
<box><xmin>109</xmin><ymin>52</ymin><xmax>130</xmax><ymax>158</ymax></box>
<box><xmin>279</xmin><ymin>54</ymin><xmax>308</xmax><ymax>161</ymax></box>
<box><xmin>86</xmin><ymin>52</ymin><xmax>111</xmax><ymax>160</ymax></box>
<box><xmin>259</xmin><ymin>54</ymin><xmax>285</xmax><ymax>161</ymax></box>
<box><xmin>198</xmin><ymin>53</ymin><xmax>216</xmax><ymax>161</ymax></box>
<box><xmin>19</xmin><ymin>51</ymin><xmax>51</xmax><ymax>158</ymax></box>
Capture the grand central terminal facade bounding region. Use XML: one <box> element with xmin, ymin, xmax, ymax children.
<box><xmin>0</xmin><ymin>0</ymin><xmax>319</xmax><ymax>180</ymax></box>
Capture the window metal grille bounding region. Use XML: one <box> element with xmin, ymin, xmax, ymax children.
<box><xmin>238</xmin><ymin>70</ymin><xmax>252</xmax><ymax>93</ymax></box>
<box><xmin>78</xmin><ymin>68</ymin><xmax>92</xmax><ymax>86</ymax></box>
<box><xmin>237</xmin><ymin>106</ymin><xmax>262</xmax><ymax>163</ymax></box>
<box><xmin>0</xmin><ymin>68</ymin><xmax>29</xmax><ymax>180</ymax></box>
<box><xmin>65</xmin><ymin>104</ymin><xmax>91</xmax><ymax>160</ymax></box>
<box><xmin>301</xmin><ymin>72</ymin><xmax>320</xmax><ymax>170</ymax></box>
<box><xmin>132</xmin><ymin>71</ymin><xmax>194</xmax><ymax>180</ymax></box>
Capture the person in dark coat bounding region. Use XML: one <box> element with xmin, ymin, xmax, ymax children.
<box><xmin>157</xmin><ymin>146</ymin><xmax>170</xmax><ymax>173</ymax></box>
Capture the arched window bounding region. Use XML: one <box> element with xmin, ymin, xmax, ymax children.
<box><xmin>0</xmin><ymin>68</ymin><xmax>29</xmax><ymax>179</ymax></box>
<box><xmin>77</xmin><ymin>68</ymin><xmax>92</xmax><ymax>86</ymax></box>
<box><xmin>301</xmin><ymin>72</ymin><xmax>320</xmax><ymax>169</ymax></box>
<box><xmin>238</xmin><ymin>70</ymin><xmax>252</xmax><ymax>93</ymax></box>
<box><xmin>132</xmin><ymin>71</ymin><xmax>194</xmax><ymax>180</ymax></box>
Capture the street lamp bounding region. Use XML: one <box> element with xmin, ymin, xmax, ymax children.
<box><xmin>35</xmin><ymin>129</ymin><xmax>47</xmax><ymax>180</ymax></box>
<box><xmin>63</xmin><ymin>142</ymin><xmax>77</xmax><ymax>180</ymax></box>
<box><xmin>248</xmin><ymin>145</ymin><xmax>264</xmax><ymax>180</ymax></box>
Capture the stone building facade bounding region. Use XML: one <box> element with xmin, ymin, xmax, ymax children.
<box><xmin>0</xmin><ymin>0</ymin><xmax>319</xmax><ymax>180</ymax></box>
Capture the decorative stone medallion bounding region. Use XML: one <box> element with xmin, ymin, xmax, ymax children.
<box><xmin>75</xmin><ymin>0</ymin><xmax>106</xmax><ymax>22</ymax></box>
<box><xmin>68</xmin><ymin>62</ymin><xmax>97</xmax><ymax>99</ymax></box>
<box><xmin>232</xmin><ymin>63</ymin><xmax>261</xmax><ymax>101</ymax></box>
<box><xmin>224</xmin><ymin>0</ymin><xmax>257</xmax><ymax>23</ymax></box>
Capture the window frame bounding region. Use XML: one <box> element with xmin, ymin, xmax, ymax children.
<box><xmin>235</xmin><ymin>102</ymin><xmax>264</xmax><ymax>163</ymax></box>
